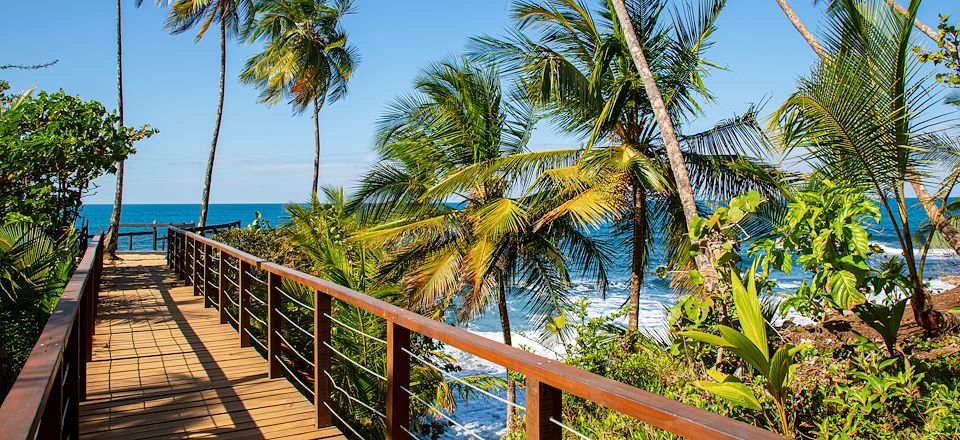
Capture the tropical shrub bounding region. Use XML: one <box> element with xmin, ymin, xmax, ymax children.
<box><xmin>0</xmin><ymin>81</ymin><xmax>154</xmax><ymax>233</ymax></box>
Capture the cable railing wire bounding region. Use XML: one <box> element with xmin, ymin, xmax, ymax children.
<box><xmin>401</xmin><ymin>385</ymin><xmax>484</xmax><ymax>440</ymax></box>
<box><xmin>323</xmin><ymin>370</ymin><xmax>385</xmax><ymax>419</ymax></box>
<box><xmin>245</xmin><ymin>289</ymin><xmax>267</xmax><ymax>306</ymax></box>
<box><xmin>245</xmin><ymin>271</ymin><xmax>267</xmax><ymax>285</ymax></box>
<box><xmin>278</xmin><ymin>287</ymin><xmax>315</xmax><ymax>312</ymax></box>
<box><xmin>246</xmin><ymin>308</ymin><xmax>267</xmax><ymax>327</ymax></box>
<box><xmin>324</xmin><ymin>402</ymin><xmax>363</xmax><ymax>440</ymax></box>
<box><xmin>276</xmin><ymin>331</ymin><xmax>314</xmax><ymax>368</ymax></box>
<box><xmin>402</xmin><ymin>347</ymin><xmax>523</xmax><ymax>411</ymax></box>
<box><xmin>550</xmin><ymin>417</ymin><xmax>592</xmax><ymax>440</ymax></box>
<box><xmin>274</xmin><ymin>354</ymin><xmax>314</xmax><ymax>396</ymax></box>
<box><xmin>223</xmin><ymin>276</ymin><xmax>240</xmax><ymax>290</ymax></box>
<box><xmin>325</xmin><ymin>313</ymin><xmax>386</xmax><ymax>345</ymax></box>
<box><xmin>244</xmin><ymin>327</ymin><xmax>267</xmax><ymax>351</ymax></box>
<box><xmin>323</xmin><ymin>341</ymin><xmax>386</xmax><ymax>382</ymax></box>
<box><xmin>276</xmin><ymin>309</ymin><xmax>313</xmax><ymax>339</ymax></box>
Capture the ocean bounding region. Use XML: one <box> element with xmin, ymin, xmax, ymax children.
<box><xmin>79</xmin><ymin>202</ymin><xmax>960</xmax><ymax>438</ymax></box>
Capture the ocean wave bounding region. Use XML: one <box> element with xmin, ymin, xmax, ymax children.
<box><xmin>875</xmin><ymin>243</ymin><xmax>959</xmax><ymax>259</ymax></box>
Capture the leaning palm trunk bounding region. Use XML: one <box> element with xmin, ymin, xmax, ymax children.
<box><xmin>610</xmin><ymin>0</ymin><xmax>719</xmax><ymax>292</ymax></box>
<box><xmin>107</xmin><ymin>0</ymin><xmax>126</xmax><ymax>259</ymax></box>
<box><xmin>199</xmin><ymin>19</ymin><xmax>227</xmax><ymax>228</ymax></box>
<box><xmin>777</xmin><ymin>0</ymin><xmax>960</xmax><ymax>259</ymax></box>
<box><xmin>312</xmin><ymin>95</ymin><xmax>326</xmax><ymax>196</ymax></box>
<box><xmin>774</xmin><ymin>0</ymin><xmax>828</xmax><ymax>58</ymax></box>
<box><xmin>496</xmin><ymin>288</ymin><xmax>518</xmax><ymax>433</ymax></box>
<box><xmin>628</xmin><ymin>183</ymin><xmax>646</xmax><ymax>331</ymax></box>
<box><xmin>882</xmin><ymin>0</ymin><xmax>956</xmax><ymax>52</ymax></box>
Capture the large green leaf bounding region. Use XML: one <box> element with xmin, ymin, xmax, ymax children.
<box><xmin>696</xmin><ymin>380</ymin><xmax>762</xmax><ymax>411</ymax></box>
<box><xmin>766</xmin><ymin>345</ymin><xmax>794</xmax><ymax>401</ymax></box>
<box><xmin>678</xmin><ymin>330</ymin><xmax>731</xmax><ymax>348</ymax></box>
<box><xmin>730</xmin><ymin>265</ymin><xmax>768</xmax><ymax>358</ymax></box>
<box><xmin>829</xmin><ymin>270</ymin><xmax>863</xmax><ymax>310</ymax></box>
<box><xmin>718</xmin><ymin>326</ymin><xmax>769</xmax><ymax>375</ymax></box>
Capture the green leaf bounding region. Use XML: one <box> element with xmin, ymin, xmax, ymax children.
<box><xmin>729</xmin><ymin>265</ymin><xmax>768</xmax><ymax>359</ymax></box>
<box><xmin>718</xmin><ymin>326</ymin><xmax>770</xmax><ymax>375</ymax></box>
<box><xmin>830</xmin><ymin>270</ymin><xmax>864</xmax><ymax>310</ymax></box>
<box><xmin>696</xmin><ymin>380</ymin><xmax>762</xmax><ymax>411</ymax></box>
<box><xmin>678</xmin><ymin>330</ymin><xmax>730</xmax><ymax>348</ymax></box>
<box><xmin>846</xmin><ymin>224</ymin><xmax>869</xmax><ymax>256</ymax></box>
<box><xmin>767</xmin><ymin>345</ymin><xmax>794</xmax><ymax>401</ymax></box>
<box><xmin>689</xmin><ymin>216</ymin><xmax>705</xmax><ymax>240</ymax></box>
<box><xmin>688</xmin><ymin>269</ymin><xmax>704</xmax><ymax>285</ymax></box>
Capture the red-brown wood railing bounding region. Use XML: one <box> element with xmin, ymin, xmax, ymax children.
<box><xmin>0</xmin><ymin>234</ymin><xmax>103</xmax><ymax>439</ymax></box>
<box><xmin>167</xmin><ymin>227</ymin><xmax>784</xmax><ymax>440</ymax></box>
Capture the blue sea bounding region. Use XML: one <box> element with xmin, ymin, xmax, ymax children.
<box><xmin>80</xmin><ymin>202</ymin><xmax>960</xmax><ymax>438</ymax></box>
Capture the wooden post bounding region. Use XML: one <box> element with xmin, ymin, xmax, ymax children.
<box><xmin>152</xmin><ymin>221</ymin><xmax>158</xmax><ymax>250</ymax></box>
<box><xmin>386</xmin><ymin>323</ymin><xmax>411</xmax><ymax>440</ymax></box>
<box><xmin>267</xmin><ymin>271</ymin><xmax>282</xmax><ymax>379</ymax></box>
<box><xmin>525</xmin><ymin>378</ymin><xmax>562</xmax><ymax>440</ymax></box>
<box><xmin>218</xmin><ymin>250</ymin><xmax>228</xmax><ymax>324</ymax></box>
<box><xmin>193</xmin><ymin>238</ymin><xmax>201</xmax><ymax>296</ymax></box>
<box><xmin>238</xmin><ymin>260</ymin><xmax>251</xmax><ymax>347</ymax></box>
<box><xmin>63</xmin><ymin>318</ymin><xmax>80</xmax><ymax>439</ymax></box>
<box><xmin>37</xmin><ymin>360</ymin><xmax>62</xmax><ymax>440</ymax></box>
<box><xmin>128</xmin><ymin>234</ymin><xmax>133</xmax><ymax>251</ymax></box>
<box><xmin>203</xmin><ymin>243</ymin><xmax>212</xmax><ymax>308</ymax></box>
<box><xmin>314</xmin><ymin>290</ymin><xmax>332</xmax><ymax>428</ymax></box>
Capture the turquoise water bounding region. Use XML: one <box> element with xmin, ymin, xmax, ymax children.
<box><xmin>79</xmin><ymin>202</ymin><xmax>960</xmax><ymax>438</ymax></box>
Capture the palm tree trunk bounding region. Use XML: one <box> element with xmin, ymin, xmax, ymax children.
<box><xmin>628</xmin><ymin>183</ymin><xmax>646</xmax><ymax>331</ymax></box>
<box><xmin>107</xmin><ymin>0</ymin><xmax>125</xmax><ymax>260</ymax></box>
<box><xmin>497</xmin><ymin>287</ymin><xmax>518</xmax><ymax>434</ymax></box>
<box><xmin>312</xmin><ymin>95</ymin><xmax>325</xmax><ymax>196</ymax></box>
<box><xmin>774</xmin><ymin>0</ymin><xmax>828</xmax><ymax>58</ymax></box>
<box><xmin>610</xmin><ymin>0</ymin><xmax>719</xmax><ymax>292</ymax></box>
<box><xmin>199</xmin><ymin>19</ymin><xmax>227</xmax><ymax>228</ymax></box>
<box><xmin>882</xmin><ymin>0</ymin><xmax>956</xmax><ymax>52</ymax></box>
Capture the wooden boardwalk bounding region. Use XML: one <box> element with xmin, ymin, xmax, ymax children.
<box><xmin>78</xmin><ymin>254</ymin><xmax>345</xmax><ymax>439</ymax></box>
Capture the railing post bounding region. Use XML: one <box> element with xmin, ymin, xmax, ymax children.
<box><xmin>314</xmin><ymin>289</ymin><xmax>332</xmax><ymax>428</ymax></box>
<box><xmin>526</xmin><ymin>378</ymin><xmax>562</xmax><ymax>440</ymax></box>
<box><xmin>238</xmin><ymin>260</ymin><xmax>251</xmax><ymax>347</ymax></box>
<box><xmin>386</xmin><ymin>323</ymin><xmax>411</xmax><ymax>440</ymax></box>
<box><xmin>63</xmin><ymin>315</ymin><xmax>80</xmax><ymax>439</ymax></box>
<box><xmin>128</xmin><ymin>234</ymin><xmax>133</xmax><ymax>251</ymax></box>
<box><xmin>267</xmin><ymin>271</ymin><xmax>282</xmax><ymax>379</ymax></box>
<box><xmin>37</xmin><ymin>361</ymin><xmax>62</xmax><ymax>440</ymax></box>
<box><xmin>203</xmin><ymin>243</ymin><xmax>212</xmax><ymax>308</ymax></box>
<box><xmin>218</xmin><ymin>250</ymin><xmax>228</xmax><ymax>325</ymax></box>
<box><xmin>193</xmin><ymin>238</ymin><xmax>201</xmax><ymax>295</ymax></box>
<box><xmin>152</xmin><ymin>221</ymin><xmax>158</xmax><ymax>251</ymax></box>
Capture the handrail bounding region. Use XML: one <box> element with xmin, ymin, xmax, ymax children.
<box><xmin>104</xmin><ymin>221</ymin><xmax>239</xmax><ymax>252</ymax></box>
<box><xmin>0</xmin><ymin>234</ymin><xmax>104</xmax><ymax>439</ymax></box>
<box><xmin>168</xmin><ymin>226</ymin><xmax>784</xmax><ymax>440</ymax></box>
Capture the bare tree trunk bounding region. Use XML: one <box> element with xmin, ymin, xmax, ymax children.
<box><xmin>628</xmin><ymin>183</ymin><xmax>646</xmax><ymax>331</ymax></box>
<box><xmin>199</xmin><ymin>19</ymin><xmax>227</xmax><ymax>228</ymax></box>
<box><xmin>774</xmin><ymin>0</ymin><xmax>829</xmax><ymax>58</ymax></box>
<box><xmin>882</xmin><ymin>0</ymin><xmax>956</xmax><ymax>52</ymax></box>
<box><xmin>107</xmin><ymin>0</ymin><xmax>125</xmax><ymax>260</ymax></box>
<box><xmin>312</xmin><ymin>95</ymin><xmax>325</xmax><ymax>197</ymax></box>
<box><xmin>497</xmin><ymin>288</ymin><xmax>518</xmax><ymax>434</ymax></box>
<box><xmin>610</xmin><ymin>0</ymin><xmax>719</xmax><ymax>293</ymax></box>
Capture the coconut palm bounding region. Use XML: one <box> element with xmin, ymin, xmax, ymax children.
<box><xmin>166</xmin><ymin>0</ymin><xmax>255</xmax><ymax>227</ymax></box>
<box><xmin>774</xmin><ymin>0</ymin><xmax>828</xmax><ymax>57</ymax></box>
<box><xmin>773</xmin><ymin>0</ymin><xmax>955</xmax><ymax>331</ymax></box>
<box><xmin>241</xmin><ymin>0</ymin><xmax>359</xmax><ymax>196</ymax></box>
<box><xmin>350</xmin><ymin>59</ymin><xmax>610</xmax><ymax>433</ymax></box>
<box><xmin>472</xmin><ymin>0</ymin><xmax>786</xmax><ymax>330</ymax></box>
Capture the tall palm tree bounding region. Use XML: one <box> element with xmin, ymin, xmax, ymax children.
<box><xmin>107</xmin><ymin>0</ymin><xmax>144</xmax><ymax>259</ymax></box>
<box><xmin>166</xmin><ymin>0</ymin><xmax>255</xmax><ymax>227</ymax></box>
<box><xmin>773</xmin><ymin>0</ymin><xmax>955</xmax><ymax>331</ymax></box>
<box><xmin>794</xmin><ymin>0</ymin><xmax>960</xmax><ymax>257</ymax></box>
<box><xmin>241</xmin><ymin>0</ymin><xmax>358</xmax><ymax>196</ymax></box>
<box><xmin>351</xmin><ymin>60</ymin><xmax>609</xmax><ymax>434</ymax></box>
<box><xmin>473</xmin><ymin>0</ymin><xmax>784</xmax><ymax>330</ymax></box>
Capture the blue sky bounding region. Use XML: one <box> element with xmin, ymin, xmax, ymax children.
<box><xmin>2</xmin><ymin>1</ymin><xmax>957</xmax><ymax>204</ymax></box>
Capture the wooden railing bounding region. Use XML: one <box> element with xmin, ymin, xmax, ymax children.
<box><xmin>167</xmin><ymin>227</ymin><xmax>785</xmax><ymax>440</ymax></box>
<box><xmin>106</xmin><ymin>220</ymin><xmax>241</xmax><ymax>251</ymax></box>
<box><xmin>0</xmin><ymin>235</ymin><xmax>103</xmax><ymax>439</ymax></box>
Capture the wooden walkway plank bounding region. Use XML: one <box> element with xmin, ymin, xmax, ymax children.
<box><xmin>79</xmin><ymin>254</ymin><xmax>345</xmax><ymax>440</ymax></box>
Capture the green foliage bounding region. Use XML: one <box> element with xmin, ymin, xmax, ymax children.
<box><xmin>0</xmin><ymin>81</ymin><xmax>154</xmax><ymax>232</ymax></box>
<box><xmin>853</xmin><ymin>299</ymin><xmax>907</xmax><ymax>359</ymax></box>
<box><xmin>679</xmin><ymin>264</ymin><xmax>801</xmax><ymax>436</ymax></box>
<box><xmin>0</xmin><ymin>224</ymin><xmax>77</xmax><ymax>400</ymax></box>
<box><xmin>915</xmin><ymin>15</ymin><xmax>960</xmax><ymax>86</ymax></box>
<box><xmin>752</xmin><ymin>181</ymin><xmax>906</xmax><ymax>320</ymax></box>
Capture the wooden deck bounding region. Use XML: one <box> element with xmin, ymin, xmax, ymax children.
<box><xmin>78</xmin><ymin>254</ymin><xmax>345</xmax><ymax>439</ymax></box>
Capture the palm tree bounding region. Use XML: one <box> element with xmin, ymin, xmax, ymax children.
<box><xmin>241</xmin><ymin>0</ymin><xmax>358</xmax><ymax>196</ymax></box>
<box><xmin>107</xmin><ymin>0</ymin><xmax>145</xmax><ymax>259</ymax></box>
<box><xmin>350</xmin><ymin>59</ymin><xmax>609</xmax><ymax>434</ymax></box>
<box><xmin>773</xmin><ymin>0</ymin><xmax>955</xmax><ymax>332</ymax></box>
<box><xmin>794</xmin><ymin>0</ymin><xmax>960</xmax><ymax>257</ymax></box>
<box><xmin>472</xmin><ymin>0</ymin><xmax>784</xmax><ymax>330</ymax></box>
<box><xmin>166</xmin><ymin>0</ymin><xmax>255</xmax><ymax>227</ymax></box>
